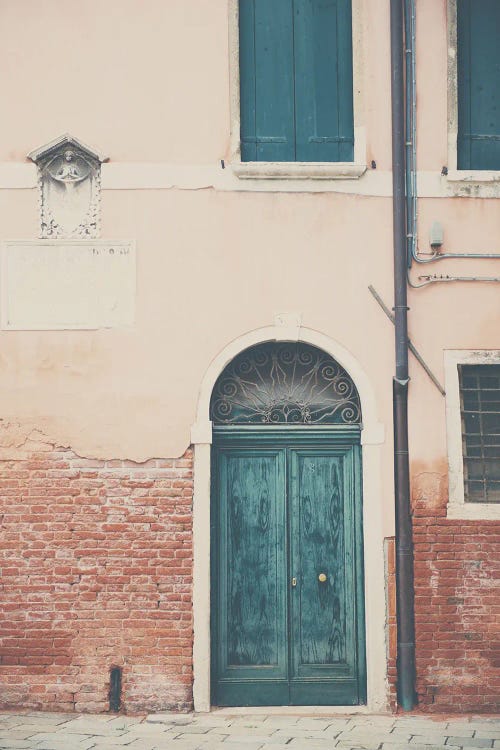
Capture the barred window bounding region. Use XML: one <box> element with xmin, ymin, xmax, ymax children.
<box><xmin>459</xmin><ymin>364</ymin><xmax>500</xmax><ymax>503</ymax></box>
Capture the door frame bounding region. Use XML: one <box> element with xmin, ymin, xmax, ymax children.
<box><xmin>191</xmin><ymin>323</ymin><xmax>388</xmax><ymax>711</ymax></box>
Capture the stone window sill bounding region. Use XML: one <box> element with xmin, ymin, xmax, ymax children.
<box><xmin>447</xmin><ymin>169</ymin><xmax>500</xmax><ymax>183</ymax></box>
<box><xmin>232</xmin><ymin>161</ymin><xmax>367</xmax><ymax>180</ymax></box>
<box><xmin>446</xmin><ymin>501</ymin><xmax>500</xmax><ymax>520</ymax></box>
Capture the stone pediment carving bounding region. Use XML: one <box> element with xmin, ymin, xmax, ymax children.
<box><xmin>28</xmin><ymin>134</ymin><xmax>108</xmax><ymax>239</ymax></box>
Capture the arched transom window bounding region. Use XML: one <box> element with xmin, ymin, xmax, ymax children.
<box><xmin>210</xmin><ymin>342</ymin><xmax>361</xmax><ymax>425</ymax></box>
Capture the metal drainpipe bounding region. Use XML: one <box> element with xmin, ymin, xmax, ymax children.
<box><xmin>390</xmin><ymin>0</ymin><xmax>417</xmax><ymax>711</ymax></box>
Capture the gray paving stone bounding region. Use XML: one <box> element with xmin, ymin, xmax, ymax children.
<box><xmin>224</xmin><ymin>734</ymin><xmax>276</xmax><ymax>747</ymax></box>
<box><xmin>18</xmin><ymin>715</ymin><xmax>71</xmax><ymax>725</ymax></box>
<box><xmin>222</xmin><ymin>725</ymin><xmax>274</xmax><ymax>735</ymax></box>
<box><xmin>126</xmin><ymin>729</ymin><xmax>176</xmax><ymax>739</ymax></box>
<box><xmin>445</xmin><ymin>728</ymin><xmax>475</xmax><ymax>738</ymax></box>
<box><xmin>3</xmin><ymin>726</ymin><xmax>69</xmax><ymax>738</ymax></box>
<box><xmin>29</xmin><ymin>731</ymin><xmax>99</xmax><ymax>742</ymax></box>
<box><xmin>283</xmin><ymin>742</ymin><xmax>339</xmax><ymax>750</ymax></box>
<box><xmin>474</xmin><ymin>733</ymin><xmax>500</xmax><ymax>741</ymax></box>
<box><xmin>2</xmin><ymin>711</ymin><xmax>500</xmax><ymax>750</ymax></box>
<box><xmin>105</xmin><ymin>719</ymin><xmax>144</xmax><ymax>730</ymax></box>
<box><xmin>65</xmin><ymin>724</ymin><xmax>129</xmax><ymax>737</ymax></box>
<box><xmin>193</xmin><ymin>731</ymin><xmax>228</xmax><ymax>745</ymax></box>
<box><xmin>0</xmin><ymin>721</ymin><xmax>25</xmax><ymax>731</ymax></box>
<box><xmin>262</xmin><ymin>717</ymin><xmax>300</xmax><ymax>727</ymax></box>
<box><xmin>33</xmin><ymin>740</ymin><xmax>97</xmax><ymax>750</ymax></box>
<box><xmin>395</xmin><ymin>721</ymin><xmax>448</xmax><ymax>730</ymax></box>
<box><xmin>272</xmin><ymin>728</ymin><xmax>330</xmax><ymax>738</ymax></box>
<box><xmin>96</xmin><ymin>742</ymin><xmax>157</xmax><ymax>750</ymax></box>
<box><xmin>321</xmin><ymin>719</ymin><xmax>352</xmax><ymax>730</ymax></box>
<box><xmin>192</xmin><ymin>717</ymin><xmax>233</xmax><ymax>727</ymax></box>
<box><xmin>295</xmin><ymin>719</ymin><xmax>337</xmax><ymax>730</ymax></box>
<box><xmin>86</xmin><ymin>739</ymin><xmax>138</xmax><ymax>747</ymax></box>
<box><xmin>384</xmin><ymin>733</ymin><xmax>414</xmax><ymax>742</ymax></box>
<box><xmin>222</xmin><ymin>737</ymin><xmax>271</xmax><ymax>744</ymax></box>
<box><xmin>0</xmin><ymin>733</ymin><xmax>41</xmax><ymax>742</ymax></box>
<box><xmin>347</xmin><ymin>733</ymin><xmax>414</xmax><ymax>746</ymax></box>
<box><xmin>409</xmin><ymin>736</ymin><xmax>449</xmax><ymax>746</ymax></box>
<box><xmin>145</xmin><ymin>714</ymin><xmax>193</xmax><ymax>725</ymax></box>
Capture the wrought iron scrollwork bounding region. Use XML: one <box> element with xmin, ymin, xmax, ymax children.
<box><xmin>210</xmin><ymin>342</ymin><xmax>361</xmax><ymax>425</ymax></box>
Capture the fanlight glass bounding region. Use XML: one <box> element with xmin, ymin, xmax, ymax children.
<box><xmin>210</xmin><ymin>342</ymin><xmax>361</xmax><ymax>425</ymax></box>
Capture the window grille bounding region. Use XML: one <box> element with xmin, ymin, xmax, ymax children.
<box><xmin>459</xmin><ymin>364</ymin><xmax>500</xmax><ymax>503</ymax></box>
<box><xmin>210</xmin><ymin>342</ymin><xmax>361</xmax><ymax>425</ymax></box>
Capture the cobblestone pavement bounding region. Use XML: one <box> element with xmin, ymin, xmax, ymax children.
<box><xmin>0</xmin><ymin>711</ymin><xmax>499</xmax><ymax>750</ymax></box>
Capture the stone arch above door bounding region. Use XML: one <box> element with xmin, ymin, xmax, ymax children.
<box><xmin>210</xmin><ymin>341</ymin><xmax>361</xmax><ymax>426</ymax></box>
<box><xmin>192</xmin><ymin>325</ymin><xmax>383</xmax><ymax>445</ymax></box>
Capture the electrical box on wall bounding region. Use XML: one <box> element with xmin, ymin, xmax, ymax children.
<box><xmin>429</xmin><ymin>221</ymin><xmax>444</xmax><ymax>249</ymax></box>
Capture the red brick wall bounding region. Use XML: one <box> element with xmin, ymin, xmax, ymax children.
<box><xmin>3</xmin><ymin>445</ymin><xmax>498</xmax><ymax>714</ymax></box>
<box><xmin>412</xmin><ymin>469</ymin><xmax>500</xmax><ymax>713</ymax></box>
<box><xmin>0</xmin><ymin>446</ymin><xmax>193</xmax><ymax>713</ymax></box>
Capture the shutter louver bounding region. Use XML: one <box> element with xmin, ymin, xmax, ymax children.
<box><xmin>239</xmin><ymin>0</ymin><xmax>295</xmax><ymax>162</ymax></box>
<box><xmin>294</xmin><ymin>0</ymin><xmax>354</xmax><ymax>162</ymax></box>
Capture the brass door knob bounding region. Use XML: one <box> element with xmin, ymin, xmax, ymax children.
<box><xmin>318</xmin><ymin>573</ymin><xmax>327</xmax><ymax>583</ymax></box>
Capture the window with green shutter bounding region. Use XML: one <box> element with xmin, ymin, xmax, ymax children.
<box><xmin>457</xmin><ymin>0</ymin><xmax>500</xmax><ymax>170</ymax></box>
<box><xmin>239</xmin><ymin>0</ymin><xmax>354</xmax><ymax>163</ymax></box>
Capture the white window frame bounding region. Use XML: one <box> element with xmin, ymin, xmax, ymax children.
<box><xmin>445</xmin><ymin>350</ymin><xmax>500</xmax><ymax>520</ymax></box>
<box><xmin>446</xmin><ymin>0</ymin><xmax>500</xmax><ymax>187</ymax></box>
<box><xmin>228</xmin><ymin>0</ymin><xmax>366</xmax><ymax>181</ymax></box>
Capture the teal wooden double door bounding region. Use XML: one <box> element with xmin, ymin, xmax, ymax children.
<box><xmin>211</xmin><ymin>428</ymin><xmax>366</xmax><ymax>706</ymax></box>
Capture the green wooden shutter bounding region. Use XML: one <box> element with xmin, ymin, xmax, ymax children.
<box><xmin>294</xmin><ymin>0</ymin><xmax>354</xmax><ymax>162</ymax></box>
<box><xmin>457</xmin><ymin>0</ymin><xmax>500</xmax><ymax>170</ymax></box>
<box><xmin>239</xmin><ymin>0</ymin><xmax>296</xmax><ymax>162</ymax></box>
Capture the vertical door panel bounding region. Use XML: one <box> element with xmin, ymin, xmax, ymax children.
<box><xmin>289</xmin><ymin>447</ymin><xmax>362</xmax><ymax>705</ymax></box>
<box><xmin>212</xmin><ymin>449</ymin><xmax>288</xmax><ymax>705</ymax></box>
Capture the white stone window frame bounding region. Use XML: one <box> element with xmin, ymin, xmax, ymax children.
<box><xmin>445</xmin><ymin>350</ymin><xmax>500</xmax><ymax>520</ymax></box>
<box><xmin>228</xmin><ymin>0</ymin><xmax>367</xmax><ymax>181</ymax></box>
<box><xmin>446</xmin><ymin>0</ymin><xmax>500</xmax><ymax>189</ymax></box>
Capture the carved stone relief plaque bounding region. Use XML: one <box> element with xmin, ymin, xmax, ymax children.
<box><xmin>28</xmin><ymin>134</ymin><xmax>107</xmax><ymax>239</ymax></box>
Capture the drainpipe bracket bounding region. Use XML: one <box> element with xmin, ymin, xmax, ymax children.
<box><xmin>394</xmin><ymin>377</ymin><xmax>410</xmax><ymax>386</ymax></box>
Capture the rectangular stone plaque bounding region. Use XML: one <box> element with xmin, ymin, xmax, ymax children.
<box><xmin>1</xmin><ymin>240</ymin><xmax>135</xmax><ymax>330</ymax></box>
